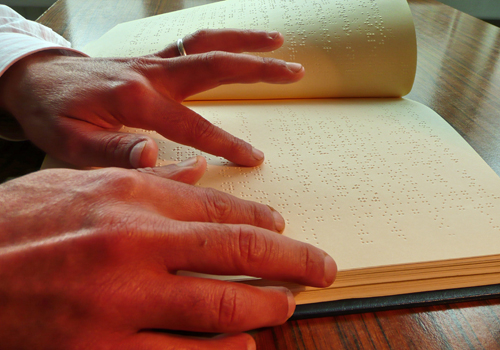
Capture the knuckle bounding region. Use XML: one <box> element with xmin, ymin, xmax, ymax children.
<box><xmin>100</xmin><ymin>134</ymin><xmax>131</xmax><ymax>162</ymax></box>
<box><xmin>110</xmin><ymin>70</ymin><xmax>151</xmax><ymax>109</ymax></box>
<box><xmin>236</xmin><ymin>227</ymin><xmax>269</xmax><ymax>266</ymax></box>
<box><xmin>259</xmin><ymin>57</ymin><xmax>280</xmax><ymax>78</ymax></box>
<box><xmin>100</xmin><ymin>168</ymin><xmax>142</xmax><ymax>198</ymax></box>
<box><xmin>202</xmin><ymin>188</ymin><xmax>233</xmax><ymax>223</ymax></box>
<box><xmin>112</xmin><ymin>75</ymin><xmax>148</xmax><ymax>97</ymax></box>
<box><xmin>297</xmin><ymin>244</ymin><xmax>314</xmax><ymax>280</ymax></box>
<box><xmin>189</xmin><ymin>29</ymin><xmax>211</xmax><ymax>42</ymax></box>
<box><xmin>189</xmin><ymin>116</ymin><xmax>219</xmax><ymax>142</ymax></box>
<box><xmin>261</xmin><ymin>56</ymin><xmax>276</xmax><ymax>65</ymax></box>
<box><xmin>200</xmin><ymin>51</ymin><xmax>231</xmax><ymax>71</ymax></box>
<box><xmin>216</xmin><ymin>286</ymin><xmax>241</xmax><ymax>328</ymax></box>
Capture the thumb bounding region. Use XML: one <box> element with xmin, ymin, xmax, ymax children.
<box><xmin>67</xmin><ymin>129</ymin><xmax>159</xmax><ymax>168</ymax></box>
<box><xmin>127</xmin><ymin>138</ymin><xmax>158</xmax><ymax>168</ymax></box>
<box><xmin>137</xmin><ymin>156</ymin><xmax>207</xmax><ymax>185</ymax></box>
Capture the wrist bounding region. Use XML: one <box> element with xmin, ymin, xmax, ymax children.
<box><xmin>0</xmin><ymin>56</ymin><xmax>30</xmax><ymax>140</ymax></box>
<box><xmin>0</xmin><ymin>50</ymin><xmax>72</xmax><ymax>129</ymax></box>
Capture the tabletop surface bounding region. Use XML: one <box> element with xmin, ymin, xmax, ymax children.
<box><xmin>6</xmin><ymin>0</ymin><xmax>500</xmax><ymax>348</ymax></box>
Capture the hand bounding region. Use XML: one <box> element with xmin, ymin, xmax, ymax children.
<box><xmin>0</xmin><ymin>29</ymin><xmax>305</xmax><ymax>169</ymax></box>
<box><xmin>0</xmin><ymin>159</ymin><xmax>336</xmax><ymax>350</ymax></box>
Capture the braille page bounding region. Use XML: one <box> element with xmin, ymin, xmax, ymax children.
<box><xmin>83</xmin><ymin>0</ymin><xmax>417</xmax><ymax>99</ymax></box>
<box><xmin>122</xmin><ymin>98</ymin><xmax>500</xmax><ymax>275</ymax></box>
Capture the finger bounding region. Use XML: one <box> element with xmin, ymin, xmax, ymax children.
<box><xmin>161</xmin><ymin>52</ymin><xmax>304</xmax><ymax>101</ymax></box>
<box><xmin>136</xmin><ymin>156</ymin><xmax>207</xmax><ymax>185</ymax></box>
<box><xmin>118</xmin><ymin>332</ymin><xmax>255</xmax><ymax>350</ymax></box>
<box><xmin>132</xmin><ymin>173</ymin><xmax>285</xmax><ymax>233</ymax></box>
<box><xmin>125</xmin><ymin>273</ymin><xmax>293</xmax><ymax>333</ymax></box>
<box><xmin>139</xmin><ymin>98</ymin><xmax>265</xmax><ymax>167</ymax></box>
<box><xmin>158</xmin><ymin>222</ymin><xmax>337</xmax><ymax>288</ymax></box>
<box><xmin>153</xmin><ymin>29</ymin><xmax>284</xmax><ymax>59</ymax></box>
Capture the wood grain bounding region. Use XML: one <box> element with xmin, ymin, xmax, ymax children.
<box><xmin>253</xmin><ymin>299</ymin><xmax>500</xmax><ymax>349</ymax></box>
<box><xmin>407</xmin><ymin>0</ymin><xmax>500</xmax><ymax>175</ymax></box>
<box><xmin>30</xmin><ymin>0</ymin><xmax>500</xmax><ymax>348</ymax></box>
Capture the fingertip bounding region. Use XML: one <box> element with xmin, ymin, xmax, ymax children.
<box><xmin>230</xmin><ymin>146</ymin><xmax>265</xmax><ymax>167</ymax></box>
<box><xmin>285</xmin><ymin>62</ymin><xmax>305</xmax><ymax>82</ymax></box>
<box><xmin>246</xmin><ymin>334</ymin><xmax>257</xmax><ymax>350</ymax></box>
<box><xmin>286</xmin><ymin>62</ymin><xmax>304</xmax><ymax>74</ymax></box>
<box><xmin>175</xmin><ymin>158</ymin><xmax>197</xmax><ymax>167</ymax></box>
<box><xmin>285</xmin><ymin>288</ymin><xmax>296</xmax><ymax>319</ymax></box>
<box><xmin>173</xmin><ymin>155</ymin><xmax>207</xmax><ymax>184</ymax></box>
<box><xmin>323</xmin><ymin>254</ymin><xmax>337</xmax><ymax>287</ymax></box>
<box><xmin>268</xmin><ymin>31</ymin><xmax>281</xmax><ymax>40</ymax></box>
<box><xmin>252</xmin><ymin>147</ymin><xmax>265</xmax><ymax>163</ymax></box>
<box><xmin>265</xmin><ymin>31</ymin><xmax>284</xmax><ymax>49</ymax></box>
<box><xmin>130</xmin><ymin>138</ymin><xmax>158</xmax><ymax>168</ymax></box>
<box><xmin>176</xmin><ymin>155</ymin><xmax>207</xmax><ymax>173</ymax></box>
<box><xmin>239</xmin><ymin>30</ymin><xmax>284</xmax><ymax>52</ymax></box>
<box><xmin>137</xmin><ymin>156</ymin><xmax>206</xmax><ymax>184</ymax></box>
<box><xmin>265</xmin><ymin>286</ymin><xmax>295</xmax><ymax>321</ymax></box>
<box><xmin>267</xmin><ymin>206</ymin><xmax>285</xmax><ymax>233</ymax></box>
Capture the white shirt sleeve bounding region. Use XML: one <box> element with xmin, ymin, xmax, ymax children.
<box><xmin>0</xmin><ymin>5</ymin><xmax>87</xmax><ymax>76</ymax></box>
<box><xmin>0</xmin><ymin>5</ymin><xmax>87</xmax><ymax>140</ymax></box>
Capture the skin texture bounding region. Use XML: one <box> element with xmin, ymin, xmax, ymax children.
<box><xmin>0</xmin><ymin>159</ymin><xmax>336</xmax><ymax>350</ymax></box>
<box><xmin>0</xmin><ymin>29</ymin><xmax>305</xmax><ymax>169</ymax></box>
<box><xmin>0</xmin><ymin>29</ymin><xmax>336</xmax><ymax>349</ymax></box>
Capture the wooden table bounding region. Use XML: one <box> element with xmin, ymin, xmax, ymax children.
<box><xmin>6</xmin><ymin>0</ymin><xmax>500</xmax><ymax>348</ymax></box>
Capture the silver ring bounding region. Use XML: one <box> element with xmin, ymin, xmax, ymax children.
<box><xmin>176</xmin><ymin>38</ymin><xmax>187</xmax><ymax>56</ymax></box>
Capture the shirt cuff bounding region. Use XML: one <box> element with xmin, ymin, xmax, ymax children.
<box><xmin>0</xmin><ymin>32</ymin><xmax>87</xmax><ymax>77</ymax></box>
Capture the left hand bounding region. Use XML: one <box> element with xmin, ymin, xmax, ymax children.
<box><xmin>0</xmin><ymin>160</ymin><xmax>336</xmax><ymax>350</ymax></box>
<box><xmin>0</xmin><ymin>29</ymin><xmax>304</xmax><ymax>169</ymax></box>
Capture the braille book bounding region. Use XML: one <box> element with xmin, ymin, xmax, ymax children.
<box><xmin>62</xmin><ymin>0</ymin><xmax>500</xmax><ymax>305</ymax></box>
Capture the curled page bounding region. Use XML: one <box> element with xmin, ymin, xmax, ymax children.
<box><xmin>84</xmin><ymin>0</ymin><xmax>417</xmax><ymax>99</ymax></box>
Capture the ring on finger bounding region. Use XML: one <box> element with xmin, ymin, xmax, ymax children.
<box><xmin>176</xmin><ymin>38</ymin><xmax>187</xmax><ymax>56</ymax></box>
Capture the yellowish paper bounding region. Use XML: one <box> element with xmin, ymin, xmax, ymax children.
<box><xmin>84</xmin><ymin>0</ymin><xmax>417</xmax><ymax>99</ymax></box>
<box><xmin>123</xmin><ymin>98</ymin><xmax>500</xmax><ymax>302</ymax></box>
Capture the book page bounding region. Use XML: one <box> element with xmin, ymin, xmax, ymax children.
<box><xmin>83</xmin><ymin>0</ymin><xmax>417</xmax><ymax>99</ymax></box>
<box><xmin>123</xmin><ymin>98</ymin><xmax>500</xmax><ymax>272</ymax></box>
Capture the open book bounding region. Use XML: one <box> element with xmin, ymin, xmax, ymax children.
<box><xmin>78</xmin><ymin>0</ymin><xmax>500</xmax><ymax>305</ymax></box>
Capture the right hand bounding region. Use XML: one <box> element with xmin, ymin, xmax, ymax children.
<box><xmin>0</xmin><ymin>159</ymin><xmax>336</xmax><ymax>350</ymax></box>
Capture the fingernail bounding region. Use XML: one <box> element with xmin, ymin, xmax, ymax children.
<box><xmin>252</xmin><ymin>147</ymin><xmax>264</xmax><ymax>161</ymax></box>
<box><xmin>268</xmin><ymin>31</ymin><xmax>280</xmax><ymax>40</ymax></box>
<box><xmin>129</xmin><ymin>140</ymin><xmax>148</xmax><ymax>168</ymax></box>
<box><xmin>285</xmin><ymin>288</ymin><xmax>295</xmax><ymax>319</ymax></box>
<box><xmin>286</xmin><ymin>62</ymin><xmax>303</xmax><ymax>73</ymax></box>
<box><xmin>266</xmin><ymin>287</ymin><xmax>295</xmax><ymax>319</ymax></box>
<box><xmin>176</xmin><ymin>156</ymin><xmax>199</xmax><ymax>167</ymax></box>
<box><xmin>268</xmin><ymin>205</ymin><xmax>285</xmax><ymax>233</ymax></box>
<box><xmin>323</xmin><ymin>254</ymin><xmax>337</xmax><ymax>286</ymax></box>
